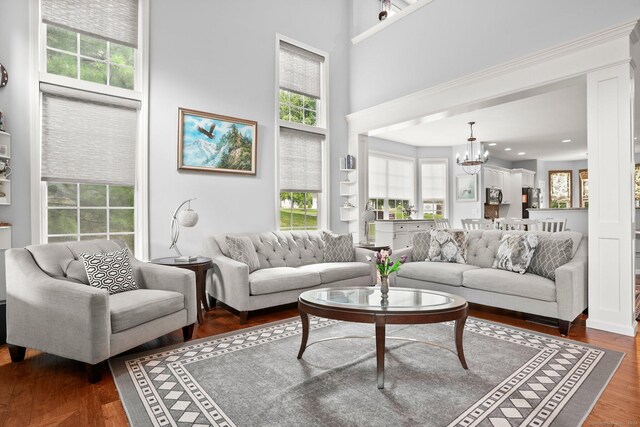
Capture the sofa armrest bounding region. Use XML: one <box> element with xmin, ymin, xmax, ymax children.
<box><xmin>5</xmin><ymin>248</ymin><xmax>111</xmax><ymax>365</ymax></box>
<box><xmin>354</xmin><ymin>247</ymin><xmax>377</xmax><ymax>283</ymax></box>
<box><xmin>130</xmin><ymin>259</ymin><xmax>197</xmax><ymax>326</ymax></box>
<box><xmin>209</xmin><ymin>254</ymin><xmax>251</xmax><ymax>311</ymax></box>
<box><xmin>555</xmin><ymin>240</ymin><xmax>588</xmax><ymax>322</ymax></box>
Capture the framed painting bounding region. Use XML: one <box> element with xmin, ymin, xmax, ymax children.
<box><xmin>456</xmin><ymin>174</ymin><xmax>478</xmax><ymax>202</ymax></box>
<box><xmin>178</xmin><ymin>108</ymin><xmax>257</xmax><ymax>175</ymax></box>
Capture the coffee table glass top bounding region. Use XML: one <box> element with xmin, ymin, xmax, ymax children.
<box><xmin>300</xmin><ymin>287</ymin><xmax>465</xmax><ymax>312</ymax></box>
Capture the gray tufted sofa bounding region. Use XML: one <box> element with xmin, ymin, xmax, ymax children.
<box><xmin>391</xmin><ymin>230</ymin><xmax>588</xmax><ymax>335</ymax></box>
<box><xmin>204</xmin><ymin>231</ymin><xmax>376</xmax><ymax>323</ymax></box>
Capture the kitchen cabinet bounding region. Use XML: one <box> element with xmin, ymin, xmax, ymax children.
<box><xmin>501</xmin><ymin>170</ymin><xmax>512</xmax><ymax>204</ymax></box>
<box><xmin>374</xmin><ymin>220</ymin><xmax>435</xmax><ymax>250</ymax></box>
<box><xmin>521</xmin><ymin>170</ymin><xmax>535</xmax><ymax>188</ymax></box>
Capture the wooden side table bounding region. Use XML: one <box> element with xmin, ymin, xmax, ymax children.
<box><xmin>151</xmin><ymin>257</ymin><xmax>214</xmax><ymax>325</ymax></box>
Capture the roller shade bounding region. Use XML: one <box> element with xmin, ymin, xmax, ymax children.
<box><xmin>279</xmin><ymin>41</ymin><xmax>323</xmax><ymax>99</ymax></box>
<box><xmin>42</xmin><ymin>0</ymin><xmax>139</xmax><ymax>48</ymax></box>
<box><xmin>40</xmin><ymin>83</ymin><xmax>139</xmax><ymax>186</ymax></box>
<box><xmin>279</xmin><ymin>128</ymin><xmax>323</xmax><ymax>192</ymax></box>
<box><xmin>368</xmin><ymin>154</ymin><xmax>414</xmax><ymax>200</ymax></box>
<box><xmin>368</xmin><ymin>155</ymin><xmax>387</xmax><ymax>199</ymax></box>
<box><xmin>421</xmin><ymin>161</ymin><xmax>447</xmax><ymax>200</ymax></box>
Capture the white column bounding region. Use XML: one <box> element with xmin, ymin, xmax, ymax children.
<box><xmin>586</xmin><ymin>62</ymin><xmax>638</xmax><ymax>337</ymax></box>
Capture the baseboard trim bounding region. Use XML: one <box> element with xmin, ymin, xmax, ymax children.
<box><xmin>0</xmin><ymin>301</ymin><xmax>6</xmax><ymax>345</ymax></box>
<box><xmin>586</xmin><ymin>317</ymin><xmax>638</xmax><ymax>337</ymax></box>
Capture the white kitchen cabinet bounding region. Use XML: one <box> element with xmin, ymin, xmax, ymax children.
<box><xmin>374</xmin><ymin>220</ymin><xmax>435</xmax><ymax>250</ymax></box>
<box><xmin>501</xmin><ymin>170</ymin><xmax>512</xmax><ymax>204</ymax></box>
<box><xmin>522</xmin><ymin>170</ymin><xmax>535</xmax><ymax>188</ymax></box>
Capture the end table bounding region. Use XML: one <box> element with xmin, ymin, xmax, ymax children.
<box><xmin>151</xmin><ymin>257</ymin><xmax>214</xmax><ymax>325</ymax></box>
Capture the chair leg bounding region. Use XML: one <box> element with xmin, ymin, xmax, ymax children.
<box><xmin>558</xmin><ymin>320</ymin><xmax>571</xmax><ymax>336</ymax></box>
<box><xmin>239</xmin><ymin>311</ymin><xmax>249</xmax><ymax>324</ymax></box>
<box><xmin>8</xmin><ymin>345</ymin><xmax>26</xmax><ymax>362</ymax></box>
<box><xmin>86</xmin><ymin>363</ymin><xmax>103</xmax><ymax>384</ymax></box>
<box><xmin>182</xmin><ymin>323</ymin><xmax>195</xmax><ymax>341</ymax></box>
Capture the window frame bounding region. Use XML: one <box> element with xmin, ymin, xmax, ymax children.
<box><xmin>367</xmin><ymin>151</ymin><xmax>416</xmax><ymax>220</ymax></box>
<box><xmin>419</xmin><ymin>158</ymin><xmax>449</xmax><ymax>220</ymax></box>
<box><xmin>548</xmin><ymin>170</ymin><xmax>573</xmax><ymax>209</ymax></box>
<box><xmin>579</xmin><ymin>169</ymin><xmax>588</xmax><ymax>208</ymax></box>
<box><xmin>31</xmin><ymin>0</ymin><xmax>150</xmax><ymax>259</ymax></box>
<box><xmin>275</xmin><ymin>34</ymin><xmax>329</xmax><ymax>231</ymax></box>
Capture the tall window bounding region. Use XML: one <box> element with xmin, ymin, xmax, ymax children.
<box><xmin>39</xmin><ymin>0</ymin><xmax>143</xmax><ymax>253</ymax></box>
<box><xmin>368</xmin><ymin>153</ymin><xmax>415</xmax><ymax>220</ymax></box>
<box><xmin>549</xmin><ymin>170</ymin><xmax>572</xmax><ymax>209</ymax></box>
<box><xmin>579</xmin><ymin>169</ymin><xmax>588</xmax><ymax>208</ymax></box>
<box><xmin>277</xmin><ymin>38</ymin><xmax>327</xmax><ymax>230</ymax></box>
<box><xmin>421</xmin><ymin>160</ymin><xmax>448</xmax><ymax>219</ymax></box>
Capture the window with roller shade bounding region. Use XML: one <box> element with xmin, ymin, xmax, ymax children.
<box><xmin>277</xmin><ymin>37</ymin><xmax>327</xmax><ymax>230</ymax></box>
<box><xmin>38</xmin><ymin>0</ymin><xmax>143</xmax><ymax>252</ymax></box>
<box><xmin>421</xmin><ymin>160</ymin><xmax>448</xmax><ymax>219</ymax></box>
<box><xmin>368</xmin><ymin>153</ymin><xmax>415</xmax><ymax>222</ymax></box>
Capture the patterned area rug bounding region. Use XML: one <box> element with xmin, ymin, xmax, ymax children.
<box><xmin>110</xmin><ymin>317</ymin><xmax>623</xmax><ymax>427</ymax></box>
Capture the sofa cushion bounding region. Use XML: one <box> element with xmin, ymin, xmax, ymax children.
<box><xmin>428</xmin><ymin>229</ymin><xmax>467</xmax><ymax>264</ymax></box>
<box><xmin>298</xmin><ymin>262</ymin><xmax>372</xmax><ymax>284</ymax></box>
<box><xmin>110</xmin><ymin>289</ymin><xmax>184</xmax><ymax>333</ymax></box>
<box><xmin>411</xmin><ymin>231</ymin><xmax>431</xmax><ymax>262</ymax></box>
<box><xmin>249</xmin><ymin>267</ymin><xmax>321</xmax><ymax>296</ymax></box>
<box><xmin>492</xmin><ymin>234</ymin><xmax>539</xmax><ymax>274</ymax></box>
<box><xmin>528</xmin><ymin>238</ymin><xmax>573</xmax><ymax>280</ymax></box>
<box><xmin>397</xmin><ymin>262</ymin><xmax>480</xmax><ymax>287</ymax></box>
<box><xmin>462</xmin><ymin>269</ymin><xmax>556</xmax><ymax>302</ymax></box>
<box><xmin>226</xmin><ymin>236</ymin><xmax>260</xmax><ymax>272</ymax></box>
<box><xmin>322</xmin><ymin>232</ymin><xmax>355</xmax><ymax>262</ymax></box>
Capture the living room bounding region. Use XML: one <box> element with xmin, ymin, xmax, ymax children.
<box><xmin>1</xmin><ymin>0</ymin><xmax>639</xmax><ymax>426</ymax></box>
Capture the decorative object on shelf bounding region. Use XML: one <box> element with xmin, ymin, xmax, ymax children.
<box><xmin>456</xmin><ymin>174</ymin><xmax>478</xmax><ymax>202</ymax></box>
<box><xmin>378</xmin><ymin>0</ymin><xmax>392</xmax><ymax>20</ymax></box>
<box><xmin>0</xmin><ymin>63</ymin><xmax>7</xmax><ymax>88</ymax></box>
<box><xmin>342</xmin><ymin>201</ymin><xmax>355</xmax><ymax>208</ymax></box>
<box><xmin>360</xmin><ymin>206</ymin><xmax>377</xmax><ymax>244</ymax></box>
<box><xmin>178</xmin><ymin>108</ymin><xmax>257</xmax><ymax>175</ymax></box>
<box><xmin>0</xmin><ymin>110</ymin><xmax>4</xmax><ymax>131</ymax></box>
<box><xmin>345</xmin><ymin>154</ymin><xmax>356</xmax><ymax>170</ymax></box>
<box><xmin>368</xmin><ymin>249</ymin><xmax>407</xmax><ymax>305</ymax></box>
<box><xmin>456</xmin><ymin>122</ymin><xmax>489</xmax><ymax>175</ymax></box>
<box><xmin>169</xmin><ymin>198</ymin><xmax>200</xmax><ymax>262</ymax></box>
<box><xmin>0</xmin><ymin>160</ymin><xmax>11</xmax><ymax>179</ymax></box>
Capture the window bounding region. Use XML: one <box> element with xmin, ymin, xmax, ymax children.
<box><xmin>579</xmin><ymin>169</ymin><xmax>588</xmax><ymax>208</ymax></box>
<box><xmin>277</xmin><ymin>37</ymin><xmax>327</xmax><ymax>231</ymax></box>
<box><xmin>421</xmin><ymin>160</ymin><xmax>447</xmax><ymax>219</ymax></box>
<box><xmin>549</xmin><ymin>170</ymin><xmax>572</xmax><ymax>208</ymax></box>
<box><xmin>46</xmin><ymin>25</ymin><xmax>135</xmax><ymax>89</ymax></box>
<box><xmin>47</xmin><ymin>183</ymin><xmax>135</xmax><ymax>251</ymax></box>
<box><xmin>368</xmin><ymin>153</ymin><xmax>415</xmax><ymax>219</ymax></box>
<box><xmin>37</xmin><ymin>0</ymin><xmax>144</xmax><ymax>255</ymax></box>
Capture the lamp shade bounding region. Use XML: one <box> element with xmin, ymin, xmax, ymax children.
<box><xmin>178</xmin><ymin>209</ymin><xmax>199</xmax><ymax>227</ymax></box>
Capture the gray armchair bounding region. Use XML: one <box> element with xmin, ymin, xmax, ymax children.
<box><xmin>5</xmin><ymin>239</ymin><xmax>197</xmax><ymax>382</ymax></box>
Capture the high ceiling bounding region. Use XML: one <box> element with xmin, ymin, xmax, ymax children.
<box><xmin>371</xmin><ymin>84</ymin><xmax>589</xmax><ymax>161</ymax></box>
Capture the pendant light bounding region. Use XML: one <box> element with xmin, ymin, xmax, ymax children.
<box><xmin>456</xmin><ymin>121</ymin><xmax>489</xmax><ymax>175</ymax></box>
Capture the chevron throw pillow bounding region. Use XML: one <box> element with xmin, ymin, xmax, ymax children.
<box><xmin>528</xmin><ymin>238</ymin><xmax>573</xmax><ymax>280</ymax></box>
<box><xmin>81</xmin><ymin>248</ymin><xmax>137</xmax><ymax>295</ymax></box>
<box><xmin>322</xmin><ymin>232</ymin><xmax>355</xmax><ymax>262</ymax></box>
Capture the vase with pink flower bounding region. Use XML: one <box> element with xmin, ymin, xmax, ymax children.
<box><xmin>368</xmin><ymin>249</ymin><xmax>408</xmax><ymax>305</ymax></box>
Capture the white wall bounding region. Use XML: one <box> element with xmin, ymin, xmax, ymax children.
<box><xmin>0</xmin><ymin>0</ymin><xmax>32</xmax><ymax>301</ymax></box>
<box><xmin>537</xmin><ymin>159</ymin><xmax>588</xmax><ymax>208</ymax></box>
<box><xmin>350</xmin><ymin>0</ymin><xmax>640</xmax><ymax>112</ymax></box>
<box><xmin>148</xmin><ymin>0</ymin><xmax>352</xmax><ymax>258</ymax></box>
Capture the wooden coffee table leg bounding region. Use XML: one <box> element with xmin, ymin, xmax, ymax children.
<box><xmin>375</xmin><ymin>314</ymin><xmax>386</xmax><ymax>389</ymax></box>
<box><xmin>455</xmin><ymin>315</ymin><xmax>468</xmax><ymax>369</ymax></box>
<box><xmin>297</xmin><ymin>309</ymin><xmax>310</xmax><ymax>359</ymax></box>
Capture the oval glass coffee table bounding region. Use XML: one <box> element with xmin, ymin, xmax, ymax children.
<box><xmin>297</xmin><ymin>287</ymin><xmax>468</xmax><ymax>389</ymax></box>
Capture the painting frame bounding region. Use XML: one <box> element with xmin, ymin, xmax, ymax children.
<box><xmin>177</xmin><ymin>107</ymin><xmax>258</xmax><ymax>175</ymax></box>
<box><xmin>455</xmin><ymin>174</ymin><xmax>478</xmax><ymax>202</ymax></box>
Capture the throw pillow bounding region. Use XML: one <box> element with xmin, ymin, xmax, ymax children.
<box><xmin>427</xmin><ymin>229</ymin><xmax>467</xmax><ymax>264</ymax></box>
<box><xmin>226</xmin><ymin>236</ymin><xmax>260</xmax><ymax>272</ymax></box>
<box><xmin>411</xmin><ymin>231</ymin><xmax>431</xmax><ymax>262</ymax></box>
<box><xmin>528</xmin><ymin>237</ymin><xmax>573</xmax><ymax>280</ymax></box>
<box><xmin>81</xmin><ymin>248</ymin><xmax>137</xmax><ymax>295</ymax></box>
<box><xmin>492</xmin><ymin>234</ymin><xmax>539</xmax><ymax>275</ymax></box>
<box><xmin>322</xmin><ymin>232</ymin><xmax>355</xmax><ymax>262</ymax></box>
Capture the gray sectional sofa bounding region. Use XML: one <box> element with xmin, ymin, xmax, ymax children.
<box><xmin>204</xmin><ymin>231</ymin><xmax>376</xmax><ymax>323</ymax></box>
<box><xmin>391</xmin><ymin>230</ymin><xmax>588</xmax><ymax>335</ymax></box>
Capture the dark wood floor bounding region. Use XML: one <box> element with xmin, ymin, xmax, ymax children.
<box><xmin>0</xmin><ymin>303</ymin><xmax>638</xmax><ymax>427</ymax></box>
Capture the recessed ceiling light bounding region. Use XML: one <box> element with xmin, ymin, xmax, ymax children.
<box><xmin>504</xmin><ymin>148</ymin><xmax>511</xmax><ymax>151</ymax></box>
<box><xmin>518</xmin><ymin>152</ymin><xmax>526</xmax><ymax>155</ymax></box>
<box><xmin>561</xmin><ymin>139</ymin><xmax>572</xmax><ymax>143</ymax></box>
<box><xmin>488</xmin><ymin>143</ymin><xmax>497</xmax><ymax>146</ymax></box>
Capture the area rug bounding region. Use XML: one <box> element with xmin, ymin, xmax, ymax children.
<box><xmin>110</xmin><ymin>317</ymin><xmax>623</xmax><ymax>427</ymax></box>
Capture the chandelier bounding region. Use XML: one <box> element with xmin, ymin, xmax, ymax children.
<box><xmin>456</xmin><ymin>121</ymin><xmax>489</xmax><ymax>175</ymax></box>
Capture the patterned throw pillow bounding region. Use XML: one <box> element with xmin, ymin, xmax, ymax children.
<box><xmin>412</xmin><ymin>231</ymin><xmax>431</xmax><ymax>262</ymax></box>
<box><xmin>427</xmin><ymin>230</ymin><xmax>467</xmax><ymax>264</ymax></box>
<box><xmin>322</xmin><ymin>232</ymin><xmax>355</xmax><ymax>263</ymax></box>
<box><xmin>81</xmin><ymin>248</ymin><xmax>137</xmax><ymax>295</ymax></box>
<box><xmin>492</xmin><ymin>234</ymin><xmax>539</xmax><ymax>275</ymax></box>
<box><xmin>226</xmin><ymin>236</ymin><xmax>260</xmax><ymax>272</ymax></box>
<box><xmin>528</xmin><ymin>238</ymin><xmax>573</xmax><ymax>280</ymax></box>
